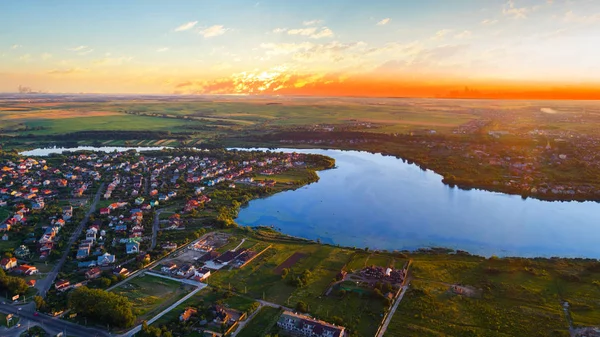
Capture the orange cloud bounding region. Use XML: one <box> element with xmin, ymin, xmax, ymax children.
<box><xmin>173</xmin><ymin>69</ymin><xmax>600</xmax><ymax>100</ymax></box>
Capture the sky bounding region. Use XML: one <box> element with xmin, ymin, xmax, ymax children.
<box><xmin>1</xmin><ymin>0</ymin><xmax>600</xmax><ymax>98</ymax></box>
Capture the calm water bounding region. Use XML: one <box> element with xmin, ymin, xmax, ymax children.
<box><xmin>236</xmin><ymin>148</ymin><xmax>600</xmax><ymax>258</ymax></box>
<box><xmin>21</xmin><ymin>146</ymin><xmax>600</xmax><ymax>258</ymax></box>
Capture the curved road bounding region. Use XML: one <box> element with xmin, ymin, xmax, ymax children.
<box><xmin>37</xmin><ymin>183</ymin><xmax>105</xmax><ymax>298</ymax></box>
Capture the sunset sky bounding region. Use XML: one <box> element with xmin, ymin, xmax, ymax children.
<box><xmin>1</xmin><ymin>0</ymin><xmax>599</xmax><ymax>98</ymax></box>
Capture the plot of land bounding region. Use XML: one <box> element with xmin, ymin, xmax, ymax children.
<box><xmin>236</xmin><ymin>306</ymin><xmax>282</xmax><ymax>337</ymax></box>
<box><xmin>151</xmin><ymin>287</ymin><xmax>258</xmax><ymax>326</ymax></box>
<box><xmin>274</xmin><ymin>252</ymin><xmax>307</xmax><ymax>274</ymax></box>
<box><xmin>111</xmin><ymin>274</ymin><xmax>193</xmax><ymax>323</ymax></box>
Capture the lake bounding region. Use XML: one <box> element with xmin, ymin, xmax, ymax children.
<box><xmin>235</xmin><ymin>148</ymin><xmax>600</xmax><ymax>258</ymax></box>
<box><xmin>21</xmin><ymin>146</ymin><xmax>600</xmax><ymax>258</ymax></box>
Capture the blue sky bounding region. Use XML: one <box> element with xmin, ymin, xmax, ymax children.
<box><xmin>1</xmin><ymin>0</ymin><xmax>599</xmax><ymax>95</ymax></box>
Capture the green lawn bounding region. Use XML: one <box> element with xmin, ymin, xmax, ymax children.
<box><xmin>111</xmin><ymin>275</ymin><xmax>192</xmax><ymax>322</ymax></box>
<box><xmin>236</xmin><ymin>306</ymin><xmax>282</xmax><ymax>337</ymax></box>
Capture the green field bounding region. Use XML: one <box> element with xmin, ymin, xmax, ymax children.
<box><xmin>20</xmin><ymin>115</ymin><xmax>194</xmax><ymax>135</ymax></box>
<box><xmin>237</xmin><ymin>306</ymin><xmax>282</xmax><ymax>337</ymax></box>
<box><xmin>385</xmin><ymin>255</ymin><xmax>600</xmax><ymax>337</ymax></box>
<box><xmin>112</xmin><ymin>275</ymin><xmax>192</xmax><ymax>322</ymax></box>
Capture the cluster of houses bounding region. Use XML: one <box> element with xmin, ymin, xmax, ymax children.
<box><xmin>0</xmin><ymin>257</ymin><xmax>38</xmax><ymax>276</ymax></box>
<box><xmin>160</xmin><ymin>262</ymin><xmax>212</xmax><ymax>282</ymax></box>
<box><xmin>277</xmin><ymin>311</ymin><xmax>346</xmax><ymax>337</ymax></box>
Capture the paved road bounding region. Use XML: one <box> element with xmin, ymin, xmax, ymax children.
<box><xmin>232</xmin><ymin>238</ymin><xmax>246</xmax><ymax>252</ymax></box>
<box><xmin>118</xmin><ymin>285</ymin><xmax>205</xmax><ymax>337</ymax></box>
<box><xmin>376</xmin><ymin>284</ymin><xmax>409</xmax><ymax>337</ymax></box>
<box><xmin>0</xmin><ymin>303</ymin><xmax>108</xmax><ymax>337</ymax></box>
<box><xmin>230</xmin><ymin>303</ymin><xmax>264</xmax><ymax>337</ymax></box>
<box><xmin>150</xmin><ymin>209</ymin><xmax>164</xmax><ymax>250</ymax></box>
<box><xmin>37</xmin><ymin>183</ymin><xmax>105</xmax><ymax>298</ymax></box>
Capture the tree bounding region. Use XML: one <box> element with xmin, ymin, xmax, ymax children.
<box><xmin>296</xmin><ymin>301</ymin><xmax>308</xmax><ymax>313</ymax></box>
<box><xmin>33</xmin><ymin>296</ymin><xmax>46</xmax><ymax>311</ymax></box>
<box><xmin>69</xmin><ymin>287</ymin><xmax>135</xmax><ymax>328</ymax></box>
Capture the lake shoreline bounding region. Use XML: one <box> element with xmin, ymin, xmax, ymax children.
<box><xmin>16</xmin><ymin>145</ymin><xmax>600</xmax><ymax>259</ymax></box>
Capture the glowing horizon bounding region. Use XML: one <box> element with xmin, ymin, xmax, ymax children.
<box><xmin>1</xmin><ymin>0</ymin><xmax>600</xmax><ymax>99</ymax></box>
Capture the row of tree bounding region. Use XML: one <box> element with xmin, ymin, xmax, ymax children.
<box><xmin>69</xmin><ymin>287</ymin><xmax>136</xmax><ymax>328</ymax></box>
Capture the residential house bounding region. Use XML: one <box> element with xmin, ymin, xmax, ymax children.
<box><xmin>0</xmin><ymin>257</ymin><xmax>17</xmax><ymax>270</ymax></box>
<box><xmin>277</xmin><ymin>311</ymin><xmax>346</xmax><ymax>337</ymax></box>
<box><xmin>176</xmin><ymin>264</ymin><xmax>196</xmax><ymax>278</ymax></box>
<box><xmin>113</xmin><ymin>267</ymin><xmax>129</xmax><ymax>277</ymax></box>
<box><xmin>179</xmin><ymin>307</ymin><xmax>197</xmax><ymax>322</ymax></box>
<box><xmin>126</xmin><ymin>242</ymin><xmax>140</xmax><ymax>254</ymax></box>
<box><xmin>161</xmin><ymin>262</ymin><xmax>177</xmax><ymax>273</ymax></box>
<box><xmin>85</xmin><ymin>267</ymin><xmax>102</xmax><ymax>280</ymax></box>
<box><xmin>99</xmin><ymin>208</ymin><xmax>110</xmax><ymax>215</ymax></box>
<box><xmin>97</xmin><ymin>253</ymin><xmax>116</xmax><ymax>266</ymax></box>
<box><xmin>14</xmin><ymin>264</ymin><xmax>38</xmax><ymax>275</ymax></box>
<box><xmin>193</xmin><ymin>268</ymin><xmax>211</xmax><ymax>281</ymax></box>
<box><xmin>55</xmin><ymin>279</ymin><xmax>71</xmax><ymax>292</ymax></box>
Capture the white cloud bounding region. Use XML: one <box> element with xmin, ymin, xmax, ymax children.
<box><xmin>260</xmin><ymin>42</ymin><xmax>314</xmax><ymax>55</ymax></box>
<box><xmin>310</xmin><ymin>27</ymin><xmax>334</xmax><ymax>39</ymax></box>
<box><xmin>287</xmin><ymin>26</ymin><xmax>334</xmax><ymax>39</ymax></box>
<box><xmin>377</xmin><ymin>18</ymin><xmax>391</xmax><ymax>26</ymax></box>
<box><xmin>93</xmin><ymin>56</ymin><xmax>134</xmax><ymax>66</ymax></box>
<box><xmin>156</xmin><ymin>47</ymin><xmax>169</xmax><ymax>52</ymax></box>
<box><xmin>272</xmin><ymin>28</ymin><xmax>287</xmax><ymax>33</ymax></box>
<box><xmin>481</xmin><ymin>19</ymin><xmax>499</xmax><ymax>25</ymax></box>
<box><xmin>174</xmin><ymin>21</ymin><xmax>198</xmax><ymax>32</ymax></box>
<box><xmin>47</xmin><ymin>67</ymin><xmax>88</xmax><ymax>75</ymax></box>
<box><xmin>433</xmin><ymin>29</ymin><xmax>452</xmax><ymax>40</ymax></box>
<box><xmin>67</xmin><ymin>45</ymin><xmax>88</xmax><ymax>52</ymax></box>
<box><xmin>503</xmin><ymin>0</ymin><xmax>529</xmax><ymax>19</ymax></box>
<box><xmin>10</xmin><ymin>44</ymin><xmax>22</xmax><ymax>50</ymax></box>
<box><xmin>18</xmin><ymin>54</ymin><xmax>31</xmax><ymax>61</ymax></box>
<box><xmin>67</xmin><ymin>45</ymin><xmax>94</xmax><ymax>55</ymax></box>
<box><xmin>199</xmin><ymin>25</ymin><xmax>228</xmax><ymax>38</ymax></box>
<box><xmin>303</xmin><ymin>20</ymin><xmax>322</xmax><ymax>26</ymax></box>
<box><xmin>454</xmin><ymin>30</ymin><xmax>472</xmax><ymax>39</ymax></box>
<box><xmin>288</xmin><ymin>27</ymin><xmax>317</xmax><ymax>36</ymax></box>
<box><xmin>564</xmin><ymin>10</ymin><xmax>600</xmax><ymax>24</ymax></box>
<box><xmin>41</xmin><ymin>53</ymin><xmax>52</xmax><ymax>60</ymax></box>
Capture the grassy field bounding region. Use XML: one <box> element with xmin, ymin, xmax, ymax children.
<box><xmin>207</xmin><ymin>230</ymin><xmax>394</xmax><ymax>337</ymax></box>
<box><xmin>236</xmin><ymin>306</ymin><xmax>282</xmax><ymax>337</ymax></box>
<box><xmin>385</xmin><ymin>254</ymin><xmax>600</xmax><ymax>337</ymax></box>
<box><xmin>111</xmin><ymin>274</ymin><xmax>192</xmax><ymax>323</ymax></box>
<box><xmin>0</xmin><ymin>97</ymin><xmax>483</xmax><ymax>139</ymax></box>
<box><xmin>19</xmin><ymin>115</ymin><xmax>194</xmax><ymax>135</ymax></box>
<box><xmin>255</xmin><ymin>169</ymin><xmax>315</xmax><ymax>184</ymax></box>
